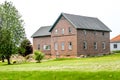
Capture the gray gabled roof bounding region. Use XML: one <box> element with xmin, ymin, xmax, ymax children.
<box><xmin>31</xmin><ymin>26</ymin><xmax>51</xmax><ymax>38</ymax></box>
<box><xmin>49</xmin><ymin>13</ymin><xmax>111</xmax><ymax>32</ymax></box>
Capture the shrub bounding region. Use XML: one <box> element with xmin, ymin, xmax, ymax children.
<box><xmin>112</xmin><ymin>50</ymin><xmax>120</xmax><ymax>53</ymax></box>
<box><xmin>34</xmin><ymin>50</ymin><xmax>44</xmax><ymax>63</ymax></box>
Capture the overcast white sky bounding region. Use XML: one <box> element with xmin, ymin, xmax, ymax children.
<box><xmin>0</xmin><ymin>0</ymin><xmax>120</xmax><ymax>42</ymax></box>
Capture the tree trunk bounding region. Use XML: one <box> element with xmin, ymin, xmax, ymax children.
<box><xmin>6</xmin><ymin>56</ymin><xmax>11</xmax><ymax>64</ymax></box>
<box><xmin>1</xmin><ymin>55</ymin><xmax>5</xmax><ymax>62</ymax></box>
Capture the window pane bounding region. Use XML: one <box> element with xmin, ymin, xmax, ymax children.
<box><xmin>61</xmin><ymin>42</ymin><xmax>64</xmax><ymax>50</ymax></box>
<box><xmin>68</xmin><ymin>42</ymin><xmax>72</xmax><ymax>50</ymax></box>
<box><xmin>62</xmin><ymin>29</ymin><xmax>64</xmax><ymax>34</ymax></box>
<box><xmin>102</xmin><ymin>32</ymin><xmax>105</xmax><ymax>36</ymax></box>
<box><xmin>114</xmin><ymin>44</ymin><xmax>117</xmax><ymax>48</ymax></box>
<box><xmin>55</xmin><ymin>29</ymin><xmax>58</xmax><ymax>34</ymax></box>
<box><xmin>38</xmin><ymin>44</ymin><xmax>40</xmax><ymax>50</ymax></box>
<box><xmin>54</xmin><ymin>43</ymin><xmax>58</xmax><ymax>50</ymax></box>
<box><xmin>68</xmin><ymin>27</ymin><xmax>72</xmax><ymax>33</ymax></box>
<box><xmin>102</xmin><ymin>42</ymin><xmax>105</xmax><ymax>49</ymax></box>
<box><xmin>94</xmin><ymin>42</ymin><xmax>97</xmax><ymax>49</ymax></box>
<box><xmin>83</xmin><ymin>30</ymin><xmax>86</xmax><ymax>35</ymax></box>
<box><xmin>83</xmin><ymin>41</ymin><xmax>87</xmax><ymax>49</ymax></box>
<box><xmin>43</xmin><ymin>45</ymin><xmax>51</xmax><ymax>50</ymax></box>
<box><xmin>94</xmin><ymin>31</ymin><xmax>97</xmax><ymax>35</ymax></box>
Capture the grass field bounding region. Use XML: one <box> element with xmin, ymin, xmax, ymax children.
<box><xmin>0</xmin><ymin>53</ymin><xmax>120</xmax><ymax>80</ymax></box>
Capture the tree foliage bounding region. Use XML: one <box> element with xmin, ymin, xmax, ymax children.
<box><xmin>19</xmin><ymin>38</ymin><xmax>33</xmax><ymax>57</ymax></box>
<box><xmin>0</xmin><ymin>1</ymin><xmax>25</xmax><ymax>64</ymax></box>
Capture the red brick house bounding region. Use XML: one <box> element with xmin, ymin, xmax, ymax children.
<box><xmin>32</xmin><ymin>13</ymin><xmax>111</xmax><ymax>58</ymax></box>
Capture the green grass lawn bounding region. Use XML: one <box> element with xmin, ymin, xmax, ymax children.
<box><xmin>0</xmin><ymin>53</ymin><xmax>120</xmax><ymax>80</ymax></box>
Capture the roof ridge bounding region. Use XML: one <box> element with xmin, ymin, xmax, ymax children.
<box><xmin>62</xmin><ymin>12</ymin><xmax>98</xmax><ymax>19</ymax></box>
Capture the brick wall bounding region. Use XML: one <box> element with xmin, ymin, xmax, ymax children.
<box><xmin>33</xmin><ymin>36</ymin><xmax>51</xmax><ymax>57</ymax></box>
<box><xmin>51</xmin><ymin>16</ymin><xmax>77</xmax><ymax>58</ymax></box>
<box><xmin>77</xmin><ymin>30</ymin><xmax>110</xmax><ymax>56</ymax></box>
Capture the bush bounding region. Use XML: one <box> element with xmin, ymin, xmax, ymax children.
<box><xmin>112</xmin><ymin>50</ymin><xmax>120</xmax><ymax>53</ymax></box>
<box><xmin>34</xmin><ymin>50</ymin><xmax>44</xmax><ymax>63</ymax></box>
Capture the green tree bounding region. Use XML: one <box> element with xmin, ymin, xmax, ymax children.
<box><xmin>19</xmin><ymin>38</ymin><xmax>33</xmax><ymax>57</ymax></box>
<box><xmin>0</xmin><ymin>1</ymin><xmax>25</xmax><ymax>64</ymax></box>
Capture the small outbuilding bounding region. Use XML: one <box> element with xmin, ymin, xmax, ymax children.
<box><xmin>110</xmin><ymin>35</ymin><xmax>120</xmax><ymax>51</ymax></box>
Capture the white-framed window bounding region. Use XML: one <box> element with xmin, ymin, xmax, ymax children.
<box><xmin>61</xmin><ymin>42</ymin><xmax>65</xmax><ymax>50</ymax></box>
<box><xmin>62</xmin><ymin>28</ymin><xmax>64</xmax><ymax>34</ymax></box>
<box><xmin>55</xmin><ymin>29</ymin><xmax>58</xmax><ymax>34</ymax></box>
<box><xmin>83</xmin><ymin>30</ymin><xmax>87</xmax><ymax>35</ymax></box>
<box><xmin>43</xmin><ymin>45</ymin><xmax>51</xmax><ymax>50</ymax></box>
<box><xmin>94</xmin><ymin>42</ymin><xmax>97</xmax><ymax>49</ymax></box>
<box><xmin>114</xmin><ymin>44</ymin><xmax>117</xmax><ymax>48</ymax></box>
<box><xmin>68</xmin><ymin>27</ymin><xmax>72</xmax><ymax>33</ymax></box>
<box><xmin>83</xmin><ymin>41</ymin><xmax>87</xmax><ymax>49</ymax></box>
<box><xmin>68</xmin><ymin>42</ymin><xmax>72</xmax><ymax>50</ymax></box>
<box><xmin>102</xmin><ymin>42</ymin><xmax>106</xmax><ymax>49</ymax></box>
<box><xmin>54</xmin><ymin>42</ymin><xmax>58</xmax><ymax>50</ymax></box>
<box><xmin>38</xmin><ymin>44</ymin><xmax>40</xmax><ymax>50</ymax></box>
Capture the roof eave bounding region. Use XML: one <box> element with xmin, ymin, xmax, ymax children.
<box><xmin>32</xmin><ymin>35</ymin><xmax>51</xmax><ymax>38</ymax></box>
<box><xmin>77</xmin><ymin>28</ymin><xmax>111</xmax><ymax>32</ymax></box>
<box><xmin>49</xmin><ymin>13</ymin><xmax>63</xmax><ymax>32</ymax></box>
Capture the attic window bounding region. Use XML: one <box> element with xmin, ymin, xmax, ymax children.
<box><xmin>102</xmin><ymin>32</ymin><xmax>105</xmax><ymax>36</ymax></box>
<box><xmin>55</xmin><ymin>29</ymin><xmax>58</xmax><ymax>34</ymax></box>
<box><xmin>94</xmin><ymin>31</ymin><xmax>97</xmax><ymax>35</ymax></box>
<box><xmin>68</xmin><ymin>27</ymin><xmax>72</xmax><ymax>33</ymax></box>
<box><xmin>83</xmin><ymin>30</ymin><xmax>87</xmax><ymax>35</ymax></box>
<box><xmin>62</xmin><ymin>28</ymin><xmax>64</xmax><ymax>34</ymax></box>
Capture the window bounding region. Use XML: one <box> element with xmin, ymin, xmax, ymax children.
<box><xmin>114</xmin><ymin>44</ymin><xmax>117</xmax><ymax>48</ymax></box>
<box><xmin>62</xmin><ymin>28</ymin><xmax>64</xmax><ymax>34</ymax></box>
<box><xmin>83</xmin><ymin>30</ymin><xmax>86</xmax><ymax>35</ymax></box>
<box><xmin>68</xmin><ymin>42</ymin><xmax>72</xmax><ymax>50</ymax></box>
<box><xmin>94</xmin><ymin>31</ymin><xmax>97</xmax><ymax>35</ymax></box>
<box><xmin>102</xmin><ymin>32</ymin><xmax>105</xmax><ymax>36</ymax></box>
<box><xmin>43</xmin><ymin>45</ymin><xmax>51</xmax><ymax>50</ymax></box>
<box><xmin>94</xmin><ymin>42</ymin><xmax>97</xmax><ymax>49</ymax></box>
<box><xmin>83</xmin><ymin>41</ymin><xmax>87</xmax><ymax>49</ymax></box>
<box><xmin>54</xmin><ymin>43</ymin><xmax>58</xmax><ymax>50</ymax></box>
<box><xmin>68</xmin><ymin>27</ymin><xmax>72</xmax><ymax>33</ymax></box>
<box><xmin>55</xmin><ymin>29</ymin><xmax>58</xmax><ymax>34</ymax></box>
<box><xmin>61</xmin><ymin>42</ymin><xmax>65</xmax><ymax>50</ymax></box>
<box><xmin>38</xmin><ymin>44</ymin><xmax>40</xmax><ymax>50</ymax></box>
<box><xmin>102</xmin><ymin>42</ymin><xmax>105</xmax><ymax>49</ymax></box>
